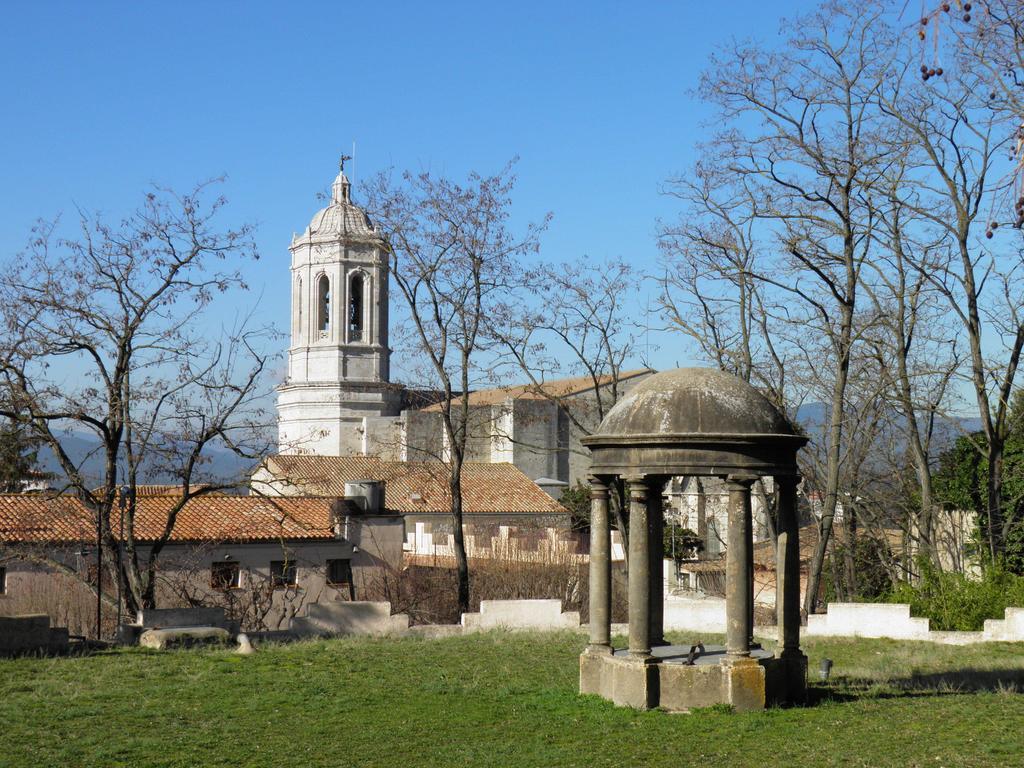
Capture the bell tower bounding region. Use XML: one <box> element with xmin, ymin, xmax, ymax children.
<box><xmin>277</xmin><ymin>157</ymin><xmax>403</xmax><ymax>455</ymax></box>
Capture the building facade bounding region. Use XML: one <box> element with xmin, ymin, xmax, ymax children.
<box><xmin>0</xmin><ymin>492</ymin><xmax>404</xmax><ymax>635</ymax></box>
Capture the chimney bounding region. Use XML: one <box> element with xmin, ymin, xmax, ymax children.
<box><xmin>343</xmin><ymin>480</ymin><xmax>384</xmax><ymax>514</ymax></box>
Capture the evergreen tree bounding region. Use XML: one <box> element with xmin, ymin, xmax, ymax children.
<box><xmin>0</xmin><ymin>416</ymin><xmax>43</xmax><ymax>492</ymax></box>
<box><xmin>934</xmin><ymin>391</ymin><xmax>1024</xmax><ymax>573</ymax></box>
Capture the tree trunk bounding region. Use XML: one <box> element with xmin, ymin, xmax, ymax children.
<box><xmin>611</xmin><ymin>479</ymin><xmax>628</xmax><ymax>568</ymax></box>
<box><xmin>695</xmin><ymin>477</ymin><xmax>708</xmax><ymax>556</ymax></box>
<box><xmin>987</xmin><ymin>444</ymin><xmax>1006</xmax><ymax>561</ymax></box>
<box><xmin>804</xmin><ymin>303</ymin><xmax>854</xmax><ymax>616</ymax></box>
<box><xmin>449</xmin><ymin>453</ymin><xmax>471</xmax><ymax>615</ymax></box>
<box><xmin>915</xmin><ymin>459</ymin><xmax>937</xmax><ymax>567</ymax></box>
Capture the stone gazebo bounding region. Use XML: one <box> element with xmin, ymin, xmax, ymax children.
<box><xmin>579</xmin><ymin>368</ymin><xmax>808</xmax><ymax>712</ymax></box>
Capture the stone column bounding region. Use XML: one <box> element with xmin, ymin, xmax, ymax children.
<box><xmin>647</xmin><ymin>478</ymin><xmax>665</xmax><ymax>646</ymax></box>
<box><xmin>775</xmin><ymin>475</ymin><xmax>802</xmax><ymax>658</ymax></box>
<box><xmin>626</xmin><ymin>476</ymin><xmax>651</xmax><ymax>658</ymax></box>
<box><xmin>747</xmin><ymin>489</ymin><xmax>755</xmax><ymax>647</ymax></box>
<box><xmin>725</xmin><ymin>475</ymin><xmax>755</xmax><ymax>660</ymax></box>
<box><xmin>587</xmin><ymin>476</ymin><xmax>612</xmax><ymax>653</ymax></box>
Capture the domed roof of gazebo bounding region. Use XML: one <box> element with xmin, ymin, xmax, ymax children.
<box><xmin>594</xmin><ymin>368</ymin><xmax>796</xmax><ymax>438</ymax></box>
<box><xmin>582</xmin><ymin>368</ymin><xmax>805</xmax><ymax>479</ymax></box>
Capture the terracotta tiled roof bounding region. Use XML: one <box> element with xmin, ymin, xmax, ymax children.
<box><xmin>0</xmin><ymin>494</ymin><xmax>339</xmax><ymax>544</ymax></box>
<box><xmin>132</xmin><ymin>485</ymin><xmax>221</xmax><ymax>498</ymax></box>
<box><xmin>89</xmin><ymin>485</ymin><xmax>223</xmax><ymax>498</ymax></box>
<box><xmin>261</xmin><ymin>456</ymin><xmax>567</xmax><ymax>516</ymax></box>
<box><xmin>417</xmin><ymin>369</ymin><xmax>654</xmax><ymax>411</ymax></box>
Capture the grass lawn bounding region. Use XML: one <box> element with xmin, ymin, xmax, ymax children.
<box><xmin>1</xmin><ymin>631</ymin><xmax>1023</xmax><ymax>768</ymax></box>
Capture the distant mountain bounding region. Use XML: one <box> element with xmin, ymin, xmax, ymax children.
<box><xmin>794</xmin><ymin>402</ymin><xmax>982</xmax><ymax>452</ymax></box>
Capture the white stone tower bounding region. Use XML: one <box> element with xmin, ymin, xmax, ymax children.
<box><xmin>277</xmin><ymin>158</ymin><xmax>403</xmax><ymax>456</ymax></box>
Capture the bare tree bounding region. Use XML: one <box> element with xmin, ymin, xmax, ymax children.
<box><xmin>876</xmin><ymin>38</ymin><xmax>1024</xmax><ymax>561</ymax></box>
<box><xmin>0</xmin><ymin>181</ymin><xmax>273</xmax><ymax>622</ymax></box>
<box><xmin>658</xmin><ymin>169</ymin><xmax>797</xmax><ymax>547</ymax></box>
<box><xmin>860</xmin><ymin>160</ymin><xmax>962</xmax><ymax>567</ymax></box>
<box><xmin>660</xmin><ymin>0</ymin><xmax>1024</xmax><ymax>598</ymax></box>
<box><xmin>493</xmin><ymin>257</ymin><xmax>645</xmax><ymax>550</ymax></box>
<box><xmin>935</xmin><ymin>1</ymin><xmax>1024</xmax><ymax>125</ymax></box>
<box><xmin>695</xmin><ymin>1</ymin><xmax>895</xmax><ymax>613</ymax></box>
<box><xmin>363</xmin><ymin>162</ymin><xmax>546</xmax><ymax>613</ymax></box>
<box><xmin>498</xmin><ymin>258</ymin><xmax>645</xmax><ymax>428</ymax></box>
<box><xmin>658</xmin><ymin>169</ymin><xmax>791</xmax><ymax>408</ymax></box>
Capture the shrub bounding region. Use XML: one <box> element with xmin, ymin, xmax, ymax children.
<box><xmin>558</xmin><ymin>482</ymin><xmax>591</xmax><ymax>532</ymax></box>
<box><xmin>885</xmin><ymin>560</ymin><xmax>1024</xmax><ymax>631</ymax></box>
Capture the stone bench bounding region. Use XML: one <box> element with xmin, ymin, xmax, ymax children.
<box><xmin>139</xmin><ymin>626</ymin><xmax>232</xmax><ymax>650</ymax></box>
<box><xmin>461</xmin><ymin>599</ymin><xmax>581</xmax><ymax>631</ymax></box>
<box><xmin>121</xmin><ymin>607</ymin><xmax>238</xmax><ymax>645</ymax></box>
<box><xmin>292</xmin><ymin>601</ymin><xmax>410</xmax><ymax>637</ymax></box>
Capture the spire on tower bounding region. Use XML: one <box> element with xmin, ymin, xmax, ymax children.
<box><xmin>332</xmin><ymin>156</ymin><xmax>353</xmax><ymax>204</ymax></box>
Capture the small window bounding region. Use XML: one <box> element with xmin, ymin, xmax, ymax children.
<box><xmin>348</xmin><ymin>273</ymin><xmax>364</xmax><ymax>341</ymax></box>
<box><xmin>317</xmin><ymin>274</ymin><xmax>331</xmax><ymax>332</ymax></box>
<box><xmin>0</xmin><ymin>566</ymin><xmax>7</xmax><ymax>594</ymax></box>
<box><xmin>270</xmin><ymin>560</ymin><xmax>298</xmax><ymax>588</ymax></box>
<box><xmin>326</xmin><ymin>559</ymin><xmax>353</xmax><ymax>586</ymax></box>
<box><xmin>211</xmin><ymin>560</ymin><xmax>240</xmax><ymax>590</ymax></box>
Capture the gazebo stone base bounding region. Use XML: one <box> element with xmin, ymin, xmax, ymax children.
<box><xmin>763</xmin><ymin>651</ymin><xmax>809</xmax><ymax>706</ymax></box>
<box><xmin>580</xmin><ymin>650</ymin><xmax>660</xmax><ymax>709</ymax></box>
<box><xmin>580</xmin><ymin>646</ymin><xmax>807</xmax><ymax>713</ymax></box>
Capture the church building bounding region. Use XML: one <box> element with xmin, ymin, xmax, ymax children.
<box><xmin>265</xmin><ymin>160</ymin><xmax>791</xmax><ymax>573</ymax></box>
<box><xmin>273</xmin><ymin>158</ymin><xmax>652</xmax><ymax>491</ymax></box>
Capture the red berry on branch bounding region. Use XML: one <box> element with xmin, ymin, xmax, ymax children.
<box><xmin>964</xmin><ymin>12</ymin><xmax>971</xmax><ymax>21</ymax></box>
<box><xmin>921</xmin><ymin>16</ymin><xmax>928</xmax><ymax>25</ymax></box>
<box><xmin>936</xmin><ymin>68</ymin><xmax>944</xmax><ymax>76</ymax></box>
<box><xmin>942</xmin><ymin>2</ymin><xmax>950</xmax><ymax>10</ymax></box>
<box><xmin>964</xmin><ymin>2</ymin><xmax>971</xmax><ymax>10</ymax></box>
<box><xmin>986</xmin><ymin>231</ymin><xmax>994</xmax><ymax>239</ymax></box>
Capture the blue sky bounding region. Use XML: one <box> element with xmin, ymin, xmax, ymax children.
<box><xmin>0</xmin><ymin>0</ymin><xmax>817</xmax><ymax>381</ymax></box>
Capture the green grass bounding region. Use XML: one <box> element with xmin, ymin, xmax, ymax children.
<box><xmin>1</xmin><ymin>631</ymin><xmax>1023</xmax><ymax>768</ymax></box>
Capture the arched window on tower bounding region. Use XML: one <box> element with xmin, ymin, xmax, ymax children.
<box><xmin>317</xmin><ymin>274</ymin><xmax>330</xmax><ymax>335</ymax></box>
<box><xmin>349</xmin><ymin>272</ymin><xmax>364</xmax><ymax>342</ymax></box>
<box><xmin>296</xmin><ymin>276</ymin><xmax>303</xmax><ymax>337</ymax></box>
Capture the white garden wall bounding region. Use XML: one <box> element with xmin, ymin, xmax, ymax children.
<box><xmin>281</xmin><ymin>598</ymin><xmax>1024</xmax><ymax>646</ymax></box>
<box><xmin>805</xmin><ymin>603</ymin><xmax>930</xmax><ymax>640</ymax></box>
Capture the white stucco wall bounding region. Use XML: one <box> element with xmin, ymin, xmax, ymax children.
<box><xmin>805</xmin><ymin>602</ymin><xmax>931</xmax><ymax>640</ymax></box>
